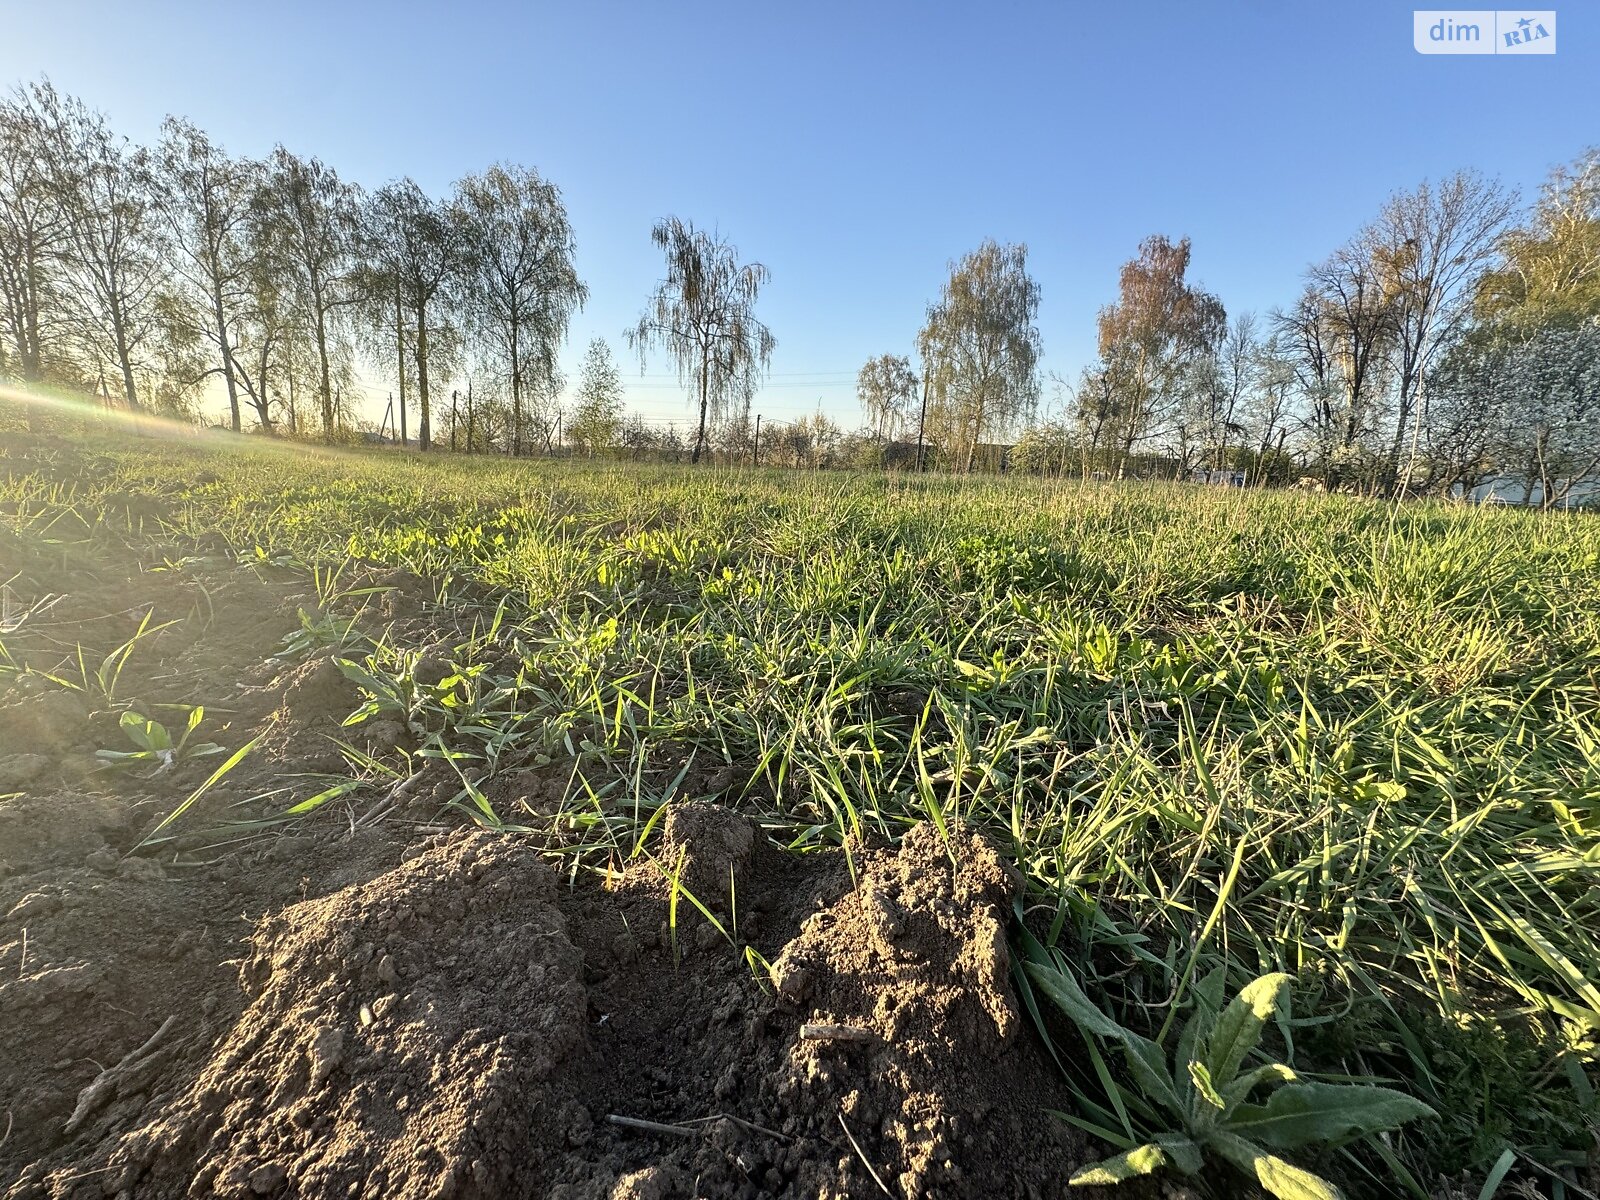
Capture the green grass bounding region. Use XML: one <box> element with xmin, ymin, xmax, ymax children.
<box><xmin>3</xmin><ymin>422</ymin><xmax>1598</xmax><ymax>1196</ymax></box>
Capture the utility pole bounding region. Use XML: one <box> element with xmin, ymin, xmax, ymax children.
<box><xmin>753</xmin><ymin>414</ymin><xmax>762</xmax><ymax>467</ymax></box>
<box><xmin>451</xmin><ymin>390</ymin><xmax>458</xmax><ymax>452</ymax></box>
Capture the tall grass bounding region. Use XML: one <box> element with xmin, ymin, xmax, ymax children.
<box><xmin>3</xmin><ymin>432</ymin><xmax>1597</xmax><ymax>1193</ymax></box>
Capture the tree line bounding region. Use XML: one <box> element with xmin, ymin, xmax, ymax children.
<box><xmin>3</xmin><ymin>77</ymin><xmax>1597</xmax><ymax>505</ymax></box>
<box><xmin>0</xmin><ymin>78</ymin><xmax>590</xmax><ymax>451</ymax></box>
<box><xmin>855</xmin><ymin>160</ymin><xmax>1600</xmax><ymax>506</ymax></box>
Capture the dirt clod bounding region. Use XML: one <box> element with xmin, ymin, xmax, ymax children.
<box><xmin>3</xmin><ymin>813</ymin><xmax>1095</xmax><ymax>1199</ymax></box>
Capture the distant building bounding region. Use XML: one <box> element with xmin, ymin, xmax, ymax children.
<box><xmin>970</xmin><ymin>443</ymin><xmax>1014</xmax><ymax>473</ymax></box>
<box><xmin>1190</xmin><ymin>467</ymin><xmax>1247</xmax><ymax>487</ymax></box>
<box><xmin>1457</xmin><ymin>475</ymin><xmax>1600</xmax><ymax>508</ymax></box>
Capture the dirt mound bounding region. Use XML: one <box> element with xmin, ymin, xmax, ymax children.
<box><xmin>2</xmin><ymin>813</ymin><xmax>1095</xmax><ymax>1200</ymax></box>
<box><xmin>244</xmin><ymin>651</ymin><xmax>411</xmax><ymax>780</ymax></box>
<box><xmin>100</xmin><ymin>835</ymin><xmax>590</xmax><ymax>1199</ymax></box>
<box><xmin>759</xmin><ymin>823</ymin><xmax>1067</xmax><ymax>1199</ymax></box>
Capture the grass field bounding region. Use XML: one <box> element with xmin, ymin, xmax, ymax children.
<box><xmin>4</xmin><ymin>422</ymin><xmax>1599</xmax><ymax>1196</ymax></box>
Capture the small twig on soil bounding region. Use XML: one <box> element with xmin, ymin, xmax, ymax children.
<box><xmin>63</xmin><ymin>1015</ymin><xmax>179</xmax><ymax>1136</ymax></box>
<box><xmin>606</xmin><ymin>1114</ymin><xmax>700</xmax><ymax>1139</ymax></box>
<box><xmin>359</xmin><ymin>772</ymin><xmax>425</xmax><ymax>828</ymax></box>
<box><xmin>0</xmin><ymin>1110</ymin><xmax>12</xmax><ymax>1151</ymax></box>
<box><xmin>800</xmin><ymin>1023</ymin><xmax>875</xmax><ymax>1043</ymax></box>
<box><xmin>16</xmin><ymin>928</ymin><xmax>26</xmax><ymax>978</ymax></box>
<box><xmin>680</xmin><ymin>1112</ymin><xmax>793</xmax><ymax>1142</ymax></box>
<box><xmin>836</xmin><ymin>1112</ymin><xmax>891</xmax><ymax>1196</ymax></box>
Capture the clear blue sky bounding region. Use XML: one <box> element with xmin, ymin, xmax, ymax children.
<box><xmin>3</xmin><ymin>1</ymin><xmax>1594</xmax><ymax>428</ymax></box>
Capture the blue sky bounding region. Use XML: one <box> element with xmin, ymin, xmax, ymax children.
<box><xmin>3</xmin><ymin>1</ymin><xmax>1594</xmax><ymax>428</ymax></box>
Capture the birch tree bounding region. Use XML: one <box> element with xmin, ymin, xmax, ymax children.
<box><xmin>147</xmin><ymin>117</ymin><xmax>258</xmax><ymax>430</ymax></box>
<box><xmin>368</xmin><ymin>179</ymin><xmax>461</xmax><ymax>450</ymax></box>
<box><xmin>628</xmin><ymin>216</ymin><xmax>775</xmax><ymax>465</ymax></box>
<box><xmin>251</xmin><ymin>148</ymin><xmax>363</xmax><ymax>439</ymax></box>
<box><xmin>0</xmin><ymin>85</ymin><xmax>68</xmax><ymax>399</ymax></box>
<box><xmin>1366</xmin><ymin>170</ymin><xmax>1516</xmax><ymax>493</ymax></box>
<box><xmin>856</xmin><ymin>353</ymin><xmax>918</xmax><ymax>443</ymax></box>
<box><xmin>1095</xmin><ymin>235</ymin><xmax>1224</xmax><ymax>476</ymax></box>
<box><xmin>1478</xmin><ymin>148</ymin><xmax>1600</xmax><ymax>330</ymax></box>
<box><xmin>918</xmin><ymin>239</ymin><xmax>1041</xmax><ymax>472</ymax></box>
<box><xmin>456</xmin><ymin>164</ymin><xmax>585</xmax><ymax>457</ymax></box>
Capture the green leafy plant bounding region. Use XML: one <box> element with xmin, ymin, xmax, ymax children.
<box><xmin>275</xmin><ymin>607</ymin><xmax>366</xmax><ymax>660</ymax></box>
<box><xmin>134</xmin><ymin>731</ymin><xmax>263</xmax><ymax>849</ymax></box>
<box><xmin>96</xmin><ymin>707</ymin><xmax>225</xmax><ymax>771</ymax></box>
<box><xmin>1024</xmin><ymin>958</ymin><xmax>1435</xmax><ymax>1200</ymax></box>
<box><xmin>25</xmin><ymin>609</ymin><xmax>176</xmax><ymax>704</ymax></box>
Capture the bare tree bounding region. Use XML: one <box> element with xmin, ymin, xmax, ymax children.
<box><xmin>1367</xmin><ymin>170</ymin><xmax>1517</xmax><ymax>493</ymax></box>
<box><xmin>28</xmin><ymin>80</ymin><xmax>164</xmax><ymax>411</ymax></box>
<box><xmin>456</xmin><ymin>164</ymin><xmax>585</xmax><ymax>457</ymax></box>
<box><xmin>1185</xmin><ymin>312</ymin><xmax>1258</xmax><ymax>476</ymax></box>
<box><xmin>1070</xmin><ymin>363</ymin><xmax>1118</xmax><ymax>478</ymax></box>
<box><xmin>918</xmin><ymin>239</ymin><xmax>1042</xmax><ymax>472</ymax></box>
<box><xmin>0</xmin><ymin>85</ymin><xmax>68</xmax><ymax>403</ymax></box>
<box><xmin>1241</xmin><ymin>334</ymin><xmax>1297</xmax><ymax>486</ymax></box>
<box><xmin>524</xmin><ymin>371</ymin><xmax>564</xmax><ymax>455</ymax></box>
<box><xmin>628</xmin><ymin>216</ymin><xmax>775</xmax><ymax>464</ymax></box>
<box><xmin>1301</xmin><ymin>243</ymin><xmax>1397</xmax><ymax>488</ymax></box>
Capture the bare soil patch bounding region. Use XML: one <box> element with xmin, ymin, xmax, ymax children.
<box><xmin>2</xmin><ymin>810</ymin><xmax>1095</xmax><ymax>1199</ymax></box>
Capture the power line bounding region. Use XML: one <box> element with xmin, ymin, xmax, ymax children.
<box><xmin>620</xmin><ymin>382</ymin><xmax>857</xmax><ymax>392</ymax></box>
<box><xmin>630</xmin><ymin>369</ymin><xmax>858</xmax><ymax>379</ymax></box>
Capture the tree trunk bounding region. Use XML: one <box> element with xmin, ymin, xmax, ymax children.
<box><xmin>395</xmin><ymin>292</ymin><xmax>407</xmax><ymax>447</ymax></box>
<box><xmin>211</xmin><ymin>285</ymin><xmax>241</xmax><ymax>432</ymax></box>
<box><xmin>415</xmin><ymin>301</ymin><xmax>431</xmax><ymax>452</ymax></box>
<box><xmin>108</xmin><ymin>294</ymin><xmax>140</xmax><ymax>413</ymax></box>
<box><xmin>692</xmin><ymin>356</ymin><xmax>709</xmax><ymax>464</ymax></box>
<box><xmin>314</xmin><ymin>309</ymin><xmax>333</xmax><ymax>440</ymax></box>
<box><xmin>964</xmin><ymin>395</ymin><xmax>984</xmax><ymax>474</ymax></box>
<box><xmin>247</xmin><ymin>341</ymin><xmax>274</xmax><ymax>429</ymax></box>
<box><xmin>510</xmin><ymin>322</ymin><xmax>522</xmax><ymax>457</ymax></box>
<box><xmin>915</xmin><ymin>375</ymin><xmax>929</xmax><ymax>472</ymax></box>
